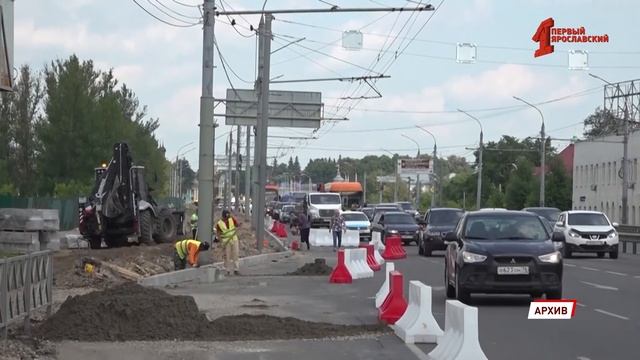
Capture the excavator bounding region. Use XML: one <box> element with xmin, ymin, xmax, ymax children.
<box><xmin>78</xmin><ymin>142</ymin><xmax>184</xmax><ymax>249</ymax></box>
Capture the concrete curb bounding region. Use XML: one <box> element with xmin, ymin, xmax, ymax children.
<box><xmin>212</xmin><ymin>250</ymin><xmax>293</xmax><ymax>269</ymax></box>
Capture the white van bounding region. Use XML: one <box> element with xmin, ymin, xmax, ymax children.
<box><xmin>307</xmin><ymin>192</ymin><xmax>342</xmax><ymax>227</ymax></box>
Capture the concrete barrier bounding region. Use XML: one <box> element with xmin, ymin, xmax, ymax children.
<box><xmin>375</xmin><ymin>262</ymin><xmax>395</xmax><ymax>308</ymax></box>
<box><xmin>309</xmin><ymin>228</ymin><xmax>333</xmax><ymax>247</ymax></box>
<box><xmin>0</xmin><ymin>232</ymin><xmax>40</xmax><ymax>252</ymax></box>
<box><xmin>0</xmin><ymin>209</ymin><xmax>60</xmax><ymax>232</ymax></box>
<box><xmin>344</xmin><ymin>248</ymin><xmax>373</xmax><ymax>279</ymax></box>
<box><xmin>371</xmin><ymin>231</ymin><xmax>385</xmax><ymax>251</ymax></box>
<box><xmin>342</xmin><ymin>230</ymin><xmax>360</xmax><ymax>247</ymax></box>
<box><xmin>378</xmin><ymin>271</ymin><xmax>407</xmax><ymax>324</ymax></box>
<box><xmin>138</xmin><ymin>266</ymin><xmax>222</xmax><ymax>287</ymax></box>
<box><xmin>428</xmin><ymin>300</ymin><xmax>488</xmax><ymax>360</ymax></box>
<box><xmin>393</xmin><ymin>281</ymin><xmax>443</xmax><ymax>343</ymax></box>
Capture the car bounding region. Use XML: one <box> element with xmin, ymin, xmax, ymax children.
<box><xmin>419</xmin><ymin>208</ymin><xmax>464</xmax><ymax>256</ymax></box>
<box><xmin>342</xmin><ymin>211</ymin><xmax>372</xmax><ymax>241</ymax></box>
<box><xmin>479</xmin><ymin>208</ymin><xmax>507</xmax><ymax>211</ymax></box>
<box><xmin>397</xmin><ymin>201</ymin><xmax>421</xmax><ymax>220</ymax></box>
<box><xmin>444</xmin><ymin>210</ymin><xmax>563</xmax><ymax>304</ymax></box>
<box><xmin>280</xmin><ymin>204</ymin><xmax>298</xmax><ymax>224</ymax></box>
<box><xmin>359</xmin><ymin>207</ymin><xmax>375</xmax><ymax>221</ymax></box>
<box><xmin>553</xmin><ymin>210</ymin><xmax>619</xmax><ymax>259</ymax></box>
<box><xmin>522</xmin><ymin>207</ymin><xmax>561</xmax><ymax>228</ymax></box>
<box><xmin>377</xmin><ymin>203</ymin><xmax>403</xmax><ymax>210</ymax></box>
<box><xmin>307</xmin><ymin>192</ymin><xmax>342</xmax><ymax>227</ymax></box>
<box><xmin>371</xmin><ymin>211</ymin><xmax>420</xmax><ymax>245</ymax></box>
<box><xmin>372</xmin><ymin>204</ymin><xmax>402</xmax><ymax>219</ymax></box>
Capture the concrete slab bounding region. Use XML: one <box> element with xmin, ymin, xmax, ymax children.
<box><xmin>0</xmin><ymin>208</ymin><xmax>60</xmax><ymax>231</ymax></box>
<box><xmin>0</xmin><ymin>231</ymin><xmax>40</xmax><ymax>252</ymax></box>
<box><xmin>138</xmin><ymin>266</ymin><xmax>222</xmax><ymax>287</ymax></box>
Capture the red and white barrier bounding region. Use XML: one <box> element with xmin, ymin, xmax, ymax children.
<box><xmin>309</xmin><ymin>228</ymin><xmax>333</xmax><ymax>246</ymax></box>
<box><xmin>359</xmin><ymin>243</ymin><xmax>381</xmax><ymax>271</ymax></box>
<box><xmin>382</xmin><ymin>234</ymin><xmax>407</xmax><ymax>260</ymax></box>
<box><xmin>393</xmin><ymin>281</ymin><xmax>443</xmax><ymax>343</ymax></box>
<box><xmin>428</xmin><ymin>300</ymin><xmax>488</xmax><ymax>360</ymax></box>
<box><xmin>343</xmin><ymin>230</ymin><xmax>360</xmax><ymax>247</ymax></box>
<box><xmin>329</xmin><ymin>249</ymin><xmax>352</xmax><ymax>284</ymax></box>
<box><xmin>375</xmin><ymin>262</ymin><xmax>395</xmax><ymax>308</ymax></box>
<box><xmin>378</xmin><ymin>271</ymin><xmax>408</xmax><ymax>324</ymax></box>
<box><xmin>345</xmin><ymin>248</ymin><xmax>373</xmax><ymax>279</ymax></box>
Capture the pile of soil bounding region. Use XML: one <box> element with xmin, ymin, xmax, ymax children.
<box><xmin>288</xmin><ymin>258</ymin><xmax>333</xmax><ymax>276</ymax></box>
<box><xmin>35</xmin><ymin>283</ymin><xmax>387</xmax><ymax>342</ymax></box>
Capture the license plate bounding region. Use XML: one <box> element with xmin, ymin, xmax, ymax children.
<box><xmin>586</xmin><ymin>240</ymin><xmax>603</xmax><ymax>245</ymax></box>
<box><xmin>497</xmin><ymin>266</ymin><xmax>529</xmax><ymax>275</ymax></box>
<box><xmin>402</xmin><ymin>235</ymin><xmax>414</xmax><ymax>239</ymax></box>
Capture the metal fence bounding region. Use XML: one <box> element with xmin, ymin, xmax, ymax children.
<box><xmin>615</xmin><ymin>225</ymin><xmax>640</xmax><ymax>255</ymax></box>
<box><xmin>0</xmin><ymin>251</ymin><xmax>53</xmax><ymax>339</ymax></box>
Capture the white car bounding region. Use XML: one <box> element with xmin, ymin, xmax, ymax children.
<box><xmin>553</xmin><ymin>210</ymin><xmax>619</xmax><ymax>259</ymax></box>
<box><xmin>342</xmin><ymin>211</ymin><xmax>372</xmax><ymax>241</ymax></box>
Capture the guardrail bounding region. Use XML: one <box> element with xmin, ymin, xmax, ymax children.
<box><xmin>614</xmin><ymin>225</ymin><xmax>640</xmax><ymax>255</ymax></box>
<box><xmin>0</xmin><ymin>250</ymin><xmax>53</xmax><ymax>339</ymax></box>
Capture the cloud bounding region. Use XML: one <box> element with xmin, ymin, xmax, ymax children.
<box><xmin>444</xmin><ymin>64</ymin><xmax>537</xmax><ymax>102</ymax></box>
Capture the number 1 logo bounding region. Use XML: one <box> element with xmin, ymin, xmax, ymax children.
<box><xmin>532</xmin><ymin>17</ymin><xmax>554</xmax><ymax>57</ymax></box>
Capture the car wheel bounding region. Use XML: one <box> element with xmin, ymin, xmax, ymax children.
<box><xmin>562</xmin><ymin>244</ymin><xmax>572</xmax><ymax>258</ymax></box>
<box><xmin>610</xmin><ymin>245</ymin><xmax>619</xmax><ymax>259</ymax></box>
<box><xmin>455</xmin><ymin>269</ymin><xmax>471</xmax><ymax>304</ymax></box>
<box><xmin>445</xmin><ymin>265</ymin><xmax>455</xmax><ymax>299</ymax></box>
<box><xmin>546</xmin><ymin>289</ymin><xmax>563</xmax><ymax>299</ymax></box>
<box><xmin>597</xmin><ymin>252</ymin><xmax>605</xmax><ymax>258</ymax></box>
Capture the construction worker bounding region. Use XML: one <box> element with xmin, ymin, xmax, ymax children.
<box><xmin>216</xmin><ymin>209</ymin><xmax>240</xmax><ymax>275</ymax></box>
<box><xmin>190</xmin><ymin>212</ymin><xmax>198</xmax><ymax>239</ymax></box>
<box><xmin>174</xmin><ymin>239</ymin><xmax>210</xmax><ymax>270</ymax></box>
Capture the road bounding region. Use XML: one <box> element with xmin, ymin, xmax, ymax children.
<box><xmin>57</xmin><ymin>245</ymin><xmax>640</xmax><ymax>360</ymax></box>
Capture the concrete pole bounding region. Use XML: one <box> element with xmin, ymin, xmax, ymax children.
<box><xmin>540</xmin><ymin>122</ymin><xmax>546</xmax><ymax>207</ymax></box>
<box><xmin>622</xmin><ymin>106</ymin><xmax>630</xmax><ymax>224</ymax></box>
<box><xmin>245</xmin><ymin>125</ymin><xmax>251</xmax><ymax>218</ymax></box>
<box><xmin>416</xmin><ymin>174</ymin><xmax>420</xmax><ymax>208</ymax></box>
<box><xmin>196</xmin><ymin>0</ymin><xmax>215</xmax><ymax>244</ymax></box>
<box><xmin>394</xmin><ymin>158</ymin><xmax>398</xmax><ymax>202</ymax></box>
<box><xmin>432</xmin><ymin>144</ymin><xmax>437</xmax><ymax>208</ymax></box>
<box><xmin>477</xmin><ymin>130</ymin><xmax>483</xmax><ymax>210</ymax></box>
<box><xmin>235</xmin><ymin>125</ymin><xmax>241</xmax><ymax>213</ymax></box>
<box><xmin>363</xmin><ymin>172</ymin><xmax>367</xmax><ymax>204</ymax></box>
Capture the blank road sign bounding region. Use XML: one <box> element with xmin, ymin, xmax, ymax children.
<box><xmin>568</xmin><ymin>50</ymin><xmax>588</xmax><ymax>70</ymax></box>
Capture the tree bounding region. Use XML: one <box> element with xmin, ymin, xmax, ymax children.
<box><xmin>304</xmin><ymin>158</ymin><xmax>336</xmax><ymax>184</ymax></box>
<box><xmin>545</xmin><ymin>156</ymin><xmax>572</xmax><ymax>210</ymax></box>
<box><xmin>504</xmin><ymin>158</ymin><xmax>536</xmax><ymax>209</ymax></box>
<box><xmin>177</xmin><ymin>159</ymin><xmax>196</xmax><ymax>198</ymax></box>
<box><xmin>583</xmin><ymin>107</ymin><xmax>624</xmax><ymax>139</ymax></box>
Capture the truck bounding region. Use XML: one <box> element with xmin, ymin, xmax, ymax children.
<box><xmin>306</xmin><ymin>192</ymin><xmax>342</xmax><ymax>228</ymax></box>
<box><xmin>78</xmin><ymin>142</ymin><xmax>185</xmax><ymax>249</ymax></box>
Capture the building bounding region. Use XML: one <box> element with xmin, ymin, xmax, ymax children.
<box><xmin>533</xmin><ymin>143</ymin><xmax>574</xmax><ymax>177</ymax></box>
<box><xmin>572</xmin><ymin>131</ymin><xmax>640</xmax><ymax>224</ymax></box>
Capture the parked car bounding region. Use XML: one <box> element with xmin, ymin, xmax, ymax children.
<box><xmin>280</xmin><ymin>204</ymin><xmax>298</xmax><ymax>224</ymax></box>
<box><xmin>553</xmin><ymin>210</ymin><xmax>619</xmax><ymax>259</ymax></box>
<box><xmin>522</xmin><ymin>207</ymin><xmax>561</xmax><ymax>227</ymax></box>
<box><xmin>371</xmin><ymin>211</ymin><xmax>420</xmax><ymax>245</ymax></box>
<box><xmin>444</xmin><ymin>210</ymin><xmax>563</xmax><ymax>303</ymax></box>
<box><xmin>342</xmin><ymin>211</ymin><xmax>372</xmax><ymax>242</ymax></box>
<box><xmin>397</xmin><ymin>201</ymin><xmax>420</xmax><ymax>220</ymax></box>
<box><xmin>419</xmin><ymin>208</ymin><xmax>464</xmax><ymax>256</ymax></box>
<box><xmin>359</xmin><ymin>207</ymin><xmax>375</xmax><ymax>221</ymax></box>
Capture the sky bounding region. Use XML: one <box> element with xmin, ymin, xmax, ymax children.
<box><xmin>10</xmin><ymin>0</ymin><xmax>640</xmax><ymax>173</ymax></box>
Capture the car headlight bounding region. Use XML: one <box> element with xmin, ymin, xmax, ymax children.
<box><xmin>607</xmin><ymin>230</ymin><xmax>617</xmax><ymax>239</ymax></box>
<box><xmin>462</xmin><ymin>251</ymin><xmax>487</xmax><ymax>263</ymax></box>
<box><xmin>388</xmin><ymin>229</ymin><xmax>399</xmax><ymax>234</ymax></box>
<box><xmin>538</xmin><ymin>251</ymin><xmax>561</xmax><ymax>263</ymax></box>
<box><xmin>568</xmin><ymin>230</ymin><xmax>581</xmax><ymax>238</ymax></box>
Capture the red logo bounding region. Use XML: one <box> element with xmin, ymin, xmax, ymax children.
<box><xmin>532</xmin><ymin>18</ymin><xmax>609</xmax><ymax>57</ymax></box>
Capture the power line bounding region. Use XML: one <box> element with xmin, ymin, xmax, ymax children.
<box><xmin>145</xmin><ymin>0</ymin><xmax>201</xmax><ymax>25</ymax></box>
<box><xmin>131</xmin><ymin>0</ymin><xmax>200</xmax><ymax>27</ymax></box>
<box><xmin>154</xmin><ymin>0</ymin><xmax>202</xmax><ymax>20</ymax></box>
<box><xmin>171</xmin><ymin>0</ymin><xmax>199</xmax><ymax>8</ymax></box>
<box><xmin>218</xmin><ymin>0</ymin><xmax>256</xmax><ymax>38</ymax></box>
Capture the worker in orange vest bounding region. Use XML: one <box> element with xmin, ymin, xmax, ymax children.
<box><xmin>174</xmin><ymin>239</ymin><xmax>210</xmax><ymax>270</ymax></box>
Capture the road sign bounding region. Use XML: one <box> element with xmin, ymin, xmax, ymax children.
<box><xmin>0</xmin><ymin>0</ymin><xmax>14</xmax><ymax>91</ymax></box>
<box><xmin>224</xmin><ymin>89</ymin><xmax>322</xmax><ymax>128</ymax></box>
<box><xmin>398</xmin><ymin>158</ymin><xmax>433</xmax><ymax>176</ymax></box>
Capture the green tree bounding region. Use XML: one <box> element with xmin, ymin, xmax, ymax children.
<box><xmin>545</xmin><ymin>156</ymin><xmax>572</xmax><ymax>210</ymax></box>
<box><xmin>583</xmin><ymin>107</ymin><xmax>627</xmax><ymax>139</ymax></box>
<box><xmin>504</xmin><ymin>158</ymin><xmax>535</xmax><ymax>209</ymax></box>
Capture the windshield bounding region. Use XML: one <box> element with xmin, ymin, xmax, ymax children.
<box><xmin>385</xmin><ymin>213</ymin><xmax>416</xmax><ymax>224</ymax></box>
<box><xmin>464</xmin><ymin>215</ymin><xmax>549</xmax><ymax>240</ymax></box>
<box><xmin>399</xmin><ymin>203</ymin><xmax>414</xmax><ymax>211</ymax></box>
<box><xmin>568</xmin><ymin>213</ymin><xmax>610</xmax><ymax>226</ymax></box>
<box><xmin>309</xmin><ymin>194</ymin><xmax>341</xmax><ymax>205</ymax></box>
<box><xmin>343</xmin><ymin>213</ymin><xmax>369</xmax><ymax>222</ymax></box>
<box><xmin>526</xmin><ymin>208</ymin><xmax>560</xmax><ymax>222</ymax></box>
<box><xmin>429</xmin><ymin>210</ymin><xmax>463</xmax><ymax>226</ymax></box>
<box><xmin>362</xmin><ymin>208</ymin><xmax>374</xmax><ymax>217</ymax></box>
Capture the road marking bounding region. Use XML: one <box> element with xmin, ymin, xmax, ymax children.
<box><xmin>605</xmin><ymin>270</ymin><xmax>627</xmax><ymax>276</ymax></box>
<box><xmin>634</xmin><ymin>275</ymin><xmax>640</xmax><ymax>279</ymax></box>
<box><xmin>580</xmin><ymin>281</ymin><xmax>618</xmax><ymax>291</ymax></box>
<box><xmin>581</xmin><ymin>266</ymin><xmax>600</xmax><ymax>271</ymax></box>
<box><xmin>594</xmin><ymin>309</ymin><xmax>629</xmax><ymax>321</ymax></box>
<box><xmin>406</xmin><ymin>344</ymin><xmax>430</xmax><ymax>360</ymax></box>
<box><xmin>432</xmin><ymin>286</ymin><xmax>445</xmax><ymax>291</ymax></box>
<box><xmin>576</xmin><ymin>303</ymin><xmax>587</xmax><ymax>307</ymax></box>
<box><xmin>564</xmin><ymin>263</ymin><xmax>577</xmax><ymax>267</ymax></box>
<box><xmin>577</xmin><ymin>356</ymin><xmax>592</xmax><ymax>360</ymax></box>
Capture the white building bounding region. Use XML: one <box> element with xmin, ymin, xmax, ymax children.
<box><xmin>572</xmin><ymin>130</ymin><xmax>640</xmax><ymax>224</ymax></box>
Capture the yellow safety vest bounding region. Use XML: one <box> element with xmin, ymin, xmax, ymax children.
<box><xmin>217</xmin><ymin>218</ymin><xmax>238</xmax><ymax>245</ymax></box>
<box><xmin>175</xmin><ymin>239</ymin><xmax>201</xmax><ymax>259</ymax></box>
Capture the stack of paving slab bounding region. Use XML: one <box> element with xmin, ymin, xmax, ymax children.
<box><xmin>0</xmin><ymin>208</ymin><xmax>60</xmax><ymax>252</ymax></box>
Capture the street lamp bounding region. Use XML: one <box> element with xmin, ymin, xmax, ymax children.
<box><xmin>381</xmin><ymin>148</ymin><xmax>399</xmax><ymax>202</ymax></box>
<box><xmin>415</xmin><ymin>126</ymin><xmax>438</xmax><ymax>208</ymax></box>
<box><xmin>458</xmin><ymin>109</ymin><xmax>484</xmax><ymax>210</ymax></box>
<box><xmin>513</xmin><ymin>96</ymin><xmax>546</xmax><ymax>207</ymax></box>
<box><xmin>175</xmin><ymin>142</ymin><xmax>194</xmax><ymax>197</ymax></box>
<box><xmin>401</xmin><ymin>134</ymin><xmax>422</xmax><ymax>207</ymax></box>
<box><xmin>299</xmin><ymin>172</ymin><xmax>313</xmax><ymax>192</ymax></box>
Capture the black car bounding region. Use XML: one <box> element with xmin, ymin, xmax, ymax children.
<box><xmin>359</xmin><ymin>207</ymin><xmax>375</xmax><ymax>221</ymax></box>
<box><xmin>444</xmin><ymin>210</ymin><xmax>563</xmax><ymax>304</ymax></box>
<box><xmin>419</xmin><ymin>208</ymin><xmax>464</xmax><ymax>256</ymax></box>
<box><xmin>372</xmin><ymin>206</ymin><xmax>401</xmax><ymax>220</ymax></box>
<box><xmin>522</xmin><ymin>207</ymin><xmax>561</xmax><ymax>228</ymax></box>
<box><xmin>371</xmin><ymin>211</ymin><xmax>420</xmax><ymax>245</ymax></box>
<box><xmin>397</xmin><ymin>201</ymin><xmax>420</xmax><ymax>220</ymax></box>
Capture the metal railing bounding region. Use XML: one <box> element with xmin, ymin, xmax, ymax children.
<box><xmin>615</xmin><ymin>225</ymin><xmax>640</xmax><ymax>255</ymax></box>
<box><xmin>0</xmin><ymin>250</ymin><xmax>53</xmax><ymax>339</ymax></box>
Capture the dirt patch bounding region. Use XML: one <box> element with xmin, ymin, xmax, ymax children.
<box><xmin>34</xmin><ymin>283</ymin><xmax>387</xmax><ymax>342</ymax></box>
<box><xmin>288</xmin><ymin>258</ymin><xmax>333</xmax><ymax>276</ymax></box>
<box><xmin>0</xmin><ymin>339</ymin><xmax>56</xmax><ymax>360</ymax></box>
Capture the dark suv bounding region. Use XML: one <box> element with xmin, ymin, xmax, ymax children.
<box><xmin>371</xmin><ymin>211</ymin><xmax>419</xmax><ymax>245</ymax></box>
<box><xmin>419</xmin><ymin>208</ymin><xmax>464</xmax><ymax>256</ymax></box>
<box><xmin>444</xmin><ymin>210</ymin><xmax>563</xmax><ymax>303</ymax></box>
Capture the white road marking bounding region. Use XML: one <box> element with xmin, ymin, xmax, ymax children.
<box><xmin>581</xmin><ymin>266</ymin><xmax>600</xmax><ymax>271</ymax></box>
<box><xmin>594</xmin><ymin>309</ymin><xmax>629</xmax><ymax>321</ymax></box>
<box><xmin>634</xmin><ymin>275</ymin><xmax>640</xmax><ymax>279</ymax></box>
<box><xmin>432</xmin><ymin>286</ymin><xmax>445</xmax><ymax>291</ymax></box>
<box><xmin>564</xmin><ymin>263</ymin><xmax>577</xmax><ymax>267</ymax></box>
<box><xmin>576</xmin><ymin>303</ymin><xmax>587</xmax><ymax>307</ymax></box>
<box><xmin>580</xmin><ymin>281</ymin><xmax>619</xmax><ymax>291</ymax></box>
<box><xmin>577</xmin><ymin>356</ymin><xmax>592</xmax><ymax>360</ymax></box>
<box><xmin>605</xmin><ymin>270</ymin><xmax>627</xmax><ymax>276</ymax></box>
<box><xmin>406</xmin><ymin>343</ymin><xmax>430</xmax><ymax>360</ymax></box>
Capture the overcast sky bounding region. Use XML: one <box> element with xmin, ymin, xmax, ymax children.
<box><xmin>11</xmin><ymin>0</ymin><xmax>640</xmax><ymax>171</ymax></box>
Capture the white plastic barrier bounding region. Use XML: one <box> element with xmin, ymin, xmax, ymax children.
<box><xmin>309</xmin><ymin>228</ymin><xmax>333</xmax><ymax>247</ymax></box>
<box><xmin>428</xmin><ymin>300</ymin><xmax>488</xmax><ymax>360</ymax></box>
<box><xmin>371</xmin><ymin>231</ymin><xmax>385</xmax><ymax>251</ymax></box>
<box><xmin>393</xmin><ymin>281</ymin><xmax>443</xmax><ymax>343</ymax></box>
<box><xmin>344</xmin><ymin>248</ymin><xmax>374</xmax><ymax>279</ymax></box>
<box><xmin>373</xmin><ymin>245</ymin><xmax>385</xmax><ymax>266</ymax></box>
<box><xmin>375</xmin><ymin>262</ymin><xmax>395</xmax><ymax>308</ymax></box>
<box><xmin>342</xmin><ymin>230</ymin><xmax>360</xmax><ymax>247</ymax></box>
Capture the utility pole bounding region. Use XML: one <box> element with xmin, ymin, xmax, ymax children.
<box><xmin>235</xmin><ymin>125</ymin><xmax>241</xmax><ymax>213</ymax></box>
<box><xmin>363</xmin><ymin>172</ymin><xmax>367</xmax><ymax>204</ymax></box>
<box><xmin>196</xmin><ymin>0</ymin><xmax>215</xmax><ymax>244</ymax></box>
<box><xmin>416</xmin><ymin>174</ymin><xmax>420</xmax><ymax>208</ymax></box>
<box><xmin>432</xmin><ymin>143</ymin><xmax>437</xmax><ymax>207</ymax></box>
<box><xmin>394</xmin><ymin>158</ymin><xmax>399</xmax><ymax>202</ymax></box>
<box><xmin>622</xmin><ymin>106</ymin><xmax>630</xmax><ymax>224</ymax></box>
<box><xmin>225</xmin><ymin>129</ymin><xmax>233</xmax><ymax>209</ymax></box>
<box><xmin>244</xmin><ymin>125</ymin><xmax>251</xmax><ymax>219</ymax></box>
<box><xmin>458</xmin><ymin>109</ymin><xmax>484</xmax><ymax>210</ymax></box>
<box><xmin>513</xmin><ymin>96</ymin><xmax>545</xmax><ymax>207</ymax></box>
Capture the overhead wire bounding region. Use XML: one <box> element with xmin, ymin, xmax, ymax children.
<box><xmin>131</xmin><ymin>0</ymin><xmax>201</xmax><ymax>27</ymax></box>
<box><xmin>144</xmin><ymin>0</ymin><xmax>202</xmax><ymax>25</ymax></box>
<box><xmin>218</xmin><ymin>0</ymin><xmax>256</xmax><ymax>38</ymax></box>
<box><xmin>153</xmin><ymin>0</ymin><xmax>202</xmax><ymax>20</ymax></box>
<box><xmin>171</xmin><ymin>0</ymin><xmax>199</xmax><ymax>8</ymax></box>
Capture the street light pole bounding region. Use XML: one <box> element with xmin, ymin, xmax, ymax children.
<box><xmin>416</xmin><ymin>126</ymin><xmax>437</xmax><ymax>208</ymax></box>
<box><xmin>513</xmin><ymin>96</ymin><xmax>545</xmax><ymax>207</ymax></box>
<box><xmin>382</xmin><ymin>149</ymin><xmax>398</xmax><ymax>202</ymax></box>
<box><xmin>458</xmin><ymin>110</ymin><xmax>484</xmax><ymax>210</ymax></box>
<box><xmin>402</xmin><ymin>134</ymin><xmax>421</xmax><ymax>207</ymax></box>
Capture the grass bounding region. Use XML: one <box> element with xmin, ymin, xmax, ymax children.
<box><xmin>0</xmin><ymin>250</ymin><xmax>21</xmax><ymax>259</ymax></box>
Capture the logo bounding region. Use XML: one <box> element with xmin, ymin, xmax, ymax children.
<box><xmin>590</xmin><ymin>234</ymin><xmax>599</xmax><ymax>240</ymax></box>
<box><xmin>528</xmin><ymin>300</ymin><xmax>577</xmax><ymax>319</ymax></box>
<box><xmin>510</xmin><ymin>258</ymin><xmax>516</xmax><ymax>264</ymax></box>
<box><xmin>532</xmin><ymin>17</ymin><xmax>609</xmax><ymax>57</ymax></box>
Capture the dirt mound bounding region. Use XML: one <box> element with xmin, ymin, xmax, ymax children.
<box><xmin>288</xmin><ymin>258</ymin><xmax>333</xmax><ymax>276</ymax></box>
<box><xmin>34</xmin><ymin>283</ymin><xmax>210</xmax><ymax>341</ymax></box>
<box><xmin>35</xmin><ymin>284</ymin><xmax>387</xmax><ymax>342</ymax></box>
